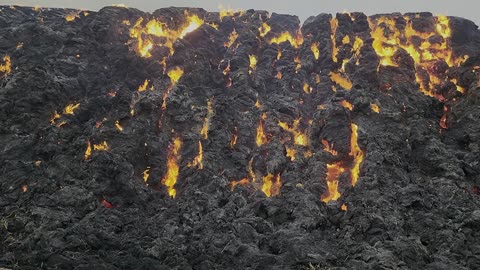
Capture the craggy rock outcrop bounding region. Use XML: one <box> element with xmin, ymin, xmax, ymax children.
<box><xmin>1</xmin><ymin>5</ymin><xmax>480</xmax><ymax>270</ymax></box>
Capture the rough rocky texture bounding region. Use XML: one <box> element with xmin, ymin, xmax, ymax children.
<box><xmin>1</xmin><ymin>5</ymin><xmax>480</xmax><ymax>270</ymax></box>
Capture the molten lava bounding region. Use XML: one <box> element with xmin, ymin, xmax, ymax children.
<box><xmin>162</xmin><ymin>136</ymin><xmax>182</xmax><ymax>198</ymax></box>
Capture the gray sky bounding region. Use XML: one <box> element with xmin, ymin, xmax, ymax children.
<box><xmin>1</xmin><ymin>0</ymin><xmax>478</xmax><ymax>24</ymax></box>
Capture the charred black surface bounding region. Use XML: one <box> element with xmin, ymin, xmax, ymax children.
<box><xmin>1</xmin><ymin>5</ymin><xmax>480</xmax><ymax>270</ymax></box>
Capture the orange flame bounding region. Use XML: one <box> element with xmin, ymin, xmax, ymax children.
<box><xmin>84</xmin><ymin>141</ymin><xmax>92</xmax><ymax>160</ymax></box>
<box><xmin>230</xmin><ymin>178</ymin><xmax>250</xmax><ymax>191</ymax></box>
<box><xmin>224</xmin><ymin>29</ymin><xmax>239</xmax><ymax>48</ymax></box>
<box><xmin>0</xmin><ymin>55</ymin><xmax>11</xmax><ymax>76</ymax></box>
<box><xmin>256</xmin><ymin>113</ymin><xmax>268</xmax><ymax>146</ymax></box>
<box><xmin>249</xmin><ymin>55</ymin><xmax>257</xmax><ymax>74</ymax></box>
<box><xmin>115</xmin><ymin>120</ymin><xmax>123</xmax><ymax>132</ymax></box>
<box><xmin>349</xmin><ymin>123</ymin><xmax>364</xmax><ymax>186</ymax></box>
<box><xmin>261</xmin><ymin>173</ymin><xmax>282</xmax><ymax>197</ymax></box>
<box><xmin>303</xmin><ymin>83</ymin><xmax>312</xmax><ymax>94</ymax></box>
<box><xmin>311</xmin><ymin>42</ymin><xmax>320</xmax><ymax>60</ymax></box>
<box><xmin>440</xmin><ymin>105</ymin><xmax>448</xmax><ymax>129</ymax></box>
<box><xmin>278</xmin><ymin>118</ymin><xmax>308</xmax><ymax>146</ymax></box>
<box><xmin>340</xmin><ymin>100</ymin><xmax>353</xmax><ymax>111</ymax></box>
<box><xmin>230</xmin><ymin>127</ymin><xmax>238</xmax><ymax>148</ymax></box>
<box><xmin>200</xmin><ymin>99</ymin><xmax>214</xmax><ymax>139</ymax></box>
<box><xmin>322</xmin><ymin>139</ymin><xmax>338</xmax><ymax>156</ymax></box>
<box><xmin>162</xmin><ymin>136</ymin><xmax>182</xmax><ymax>198</ymax></box>
<box><xmin>63</xmin><ymin>103</ymin><xmax>80</xmax><ymax>115</ymax></box>
<box><xmin>329</xmin><ymin>72</ymin><xmax>352</xmax><ymax>90</ymax></box>
<box><xmin>286</xmin><ymin>146</ymin><xmax>296</xmax><ymax>161</ymax></box>
<box><xmin>129</xmin><ymin>12</ymin><xmax>204</xmax><ymax>58</ymax></box>
<box><xmin>268</xmin><ymin>31</ymin><xmax>304</xmax><ymax>48</ymax></box>
<box><xmin>370</xmin><ymin>103</ymin><xmax>380</xmax><ymax>113</ymax></box>
<box><xmin>143</xmin><ymin>167</ymin><xmax>150</xmax><ymax>183</ymax></box>
<box><xmin>138</xmin><ymin>79</ymin><xmax>151</xmax><ymax>91</ymax></box>
<box><xmin>188</xmin><ymin>141</ymin><xmax>204</xmax><ymax>169</ymax></box>
<box><xmin>321</xmin><ymin>162</ymin><xmax>345</xmax><ymax>203</ymax></box>
<box><xmin>259</xmin><ymin>22</ymin><xmax>271</xmax><ymax>37</ymax></box>
<box><xmin>330</xmin><ymin>17</ymin><xmax>339</xmax><ymax>63</ymax></box>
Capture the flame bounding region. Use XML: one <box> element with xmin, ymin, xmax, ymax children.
<box><xmin>115</xmin><ymin>120</ymin><xmax>123</xmax><ymax>131</ymax></box>
<box><xmin>342</xmin><ymin>35</ymin><xmax>350</xmax><ymax>45</ymax></box>
<box><xmin>278</xmin><ymin>118</ymin><xmax>308</xmax><ymax>146</ymax></box>
<box><xmin>21</xmin><ymin>185</ymin><xmax>28</xmax><ymax>193</ymax></box>
<box><xmin>162</xmin><ymin>136</ymin><xmax>182</xmax><ymax>198</ymax></box>
<box><xmin>219</xmin><ymin>6</ymin><xmax>245</xmax><ymax>20</ymax></box>
<box><xmin>0</xmin><ymin>55</ymin><xmax>11</xmax><ymax>75</ymax></box>
<box><xmin>230</xmin><ymin>127</ymin><xmax>238</xmax><ymax>148</ymax></box>
<box><xmin>168</xmin><ymin>66</ymin><xmax>184</xmax><ymax>85</ymax></box>
<box><xmin>341</xmin><ymin>204</ymin><xmax>348</xmax><ymax>211</ymax></box>
<box><xmin>261</xmin><ymin>173</ymin><xmax>282</xmax><ymax>197</ymax></box>
<box><xmin>256</xmin><ymin>113</ymin><xmax>268</xmax><ymax>146</ymax></box>
<box><xmin>440</xmin><ymin>105</ymin><xmax>448</xmax><ymax>129</ymax></box>
<box><xmin>340</xmin><ymin>100</ymin><xmax>353</xmax><ymax>111</ymax></box>
<box><xmin>329</xmin><ymin>72</ymin><xmax>352</xmax><ymax>90</ymax></box>
<box><xmin>450</xmin><ymin>78</ymin><xmax>465</xmax><ymax>93</ymax></box>
<box><xmin>321</xmin><ymin>162</ymin><xmax>345</xmax><ymax>203</ymax></box>
<box><xmin>330</xmin><ymin>17</ymin><xmax>339</xmax><ymax>62</ymax></box>
<box><xmin>143</xmin><ymin>167</ymin><xmax>150</xmax><ymax>182</ymax></box>
<box><xmin>322</xmin><ymin>139</ymin><xmax>338</xmax><ymax>156</ymax></box>
<box><xmin>303</xmin><ymin>83</ymin><xmax>312</xmax><ymax>94</ymax></box>
<box><xmin>311</xmin><ymin>42</ymin><xmax>320</xmax><ymax>60</ymax></box>
<box><xmin>268</xmin><ymin>31</ymin><xmax>304</xmax><ymax>48</ymax></box>
<box><xmin>231</xmin><ymin>178</ymin><xmax>250</xmax><ymax>191</ymax></box>
<box><xmin>294</xmin><ymin>56</ymin><xmax>302</xmax><ymax>72</ymax></box>
<box><xmin>286</xmin><ymin>146</ymin><xmax>296</xmax><ymax>161</ymax></box>
<box><xmin>255</xmin><ymin>98</ymin><xmax>262</xmax><ymax>109</ymax></box>
<box><xmin>138</xmin><ymin>79</ymin><xmax>151</xmax><ymax>91</ymax></box>
<box><xmin>277</xmin><ymin>49</ymin><xmax>282</xmax><ymax>60</ymax></box>
<box><xmin>189</xmin><ymin>141</ymin><xmax>204</xmax><ymax>169</ymax></box>
<box><xmin>84</xmin><ymin>141</ymin><xmax>92</xmax><ymax>160</ymax></box>
<box><xmin>349</xmin><ymin>123</ymin><xmax>364</xmax><ymax>186</ymax></box>
<box><xmin>93</xmin><ymin>141</ymin><xmax>109</xmax><ymax>151</ymax></box>
<box><xmin>248</xmin><ymin>158</ymin><xmax>256</xmax><ymax>182</ymax></box>
<box><xmin>370</xmin><ymin>15</ymin><xmax>466</xmax><ymax>97</ymax></box>
<box><xmin>225</xmin><ymin>29</ymin><xmax>239</xmax><ymax>48</ymax></box>
<box><xmin>65</xmin><ymin>11</ymin><xmax>80</xmax><ymax>22</ymax></box>
<box><xmin>223</xmin><ymin>61</ymin><xmax>231</xmax><ymax>75</ymax></box>
<box><xmin>200</xmin><ymin>99</ymin><xmax>214</xmax><ymax>139</ymax></box>
<box><xmin>129</xmin><ymin>12</ymin><xmax>204</xmax><ymax>58</ymax></box>
<box><xmin>353</xmin><ymin>36</ymin><xmax>364</xmax><ymax>64</ymax></box>
<box><xmin>370</xmin><ymin>103</ymin><xmax>380</xmax><ymax>113</ymax></box>
<box><xmin>249</xmin><ymin>55</ymin><xmax>257</xmax><ymax>74</ymax></box>
<box><xmin>275</xmin><ymin>71</ymin><xmax>282</xmax><ymax>80</ymax></box>
<box><xmin>259</xmin><ymin>22</ymin><xmax>271</xmax><ymax>37</ymax></box>
<box><xmin>50</xmin><ymin>111</ymin><xmax>61</xmax><ymax>125</ymax></box>
<box><xmin>64</xmin><ymin>103</ymin><xmax>80</xmax><ymax>115</ymax></box>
